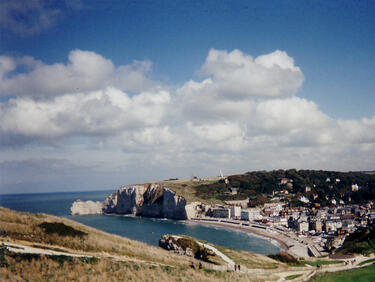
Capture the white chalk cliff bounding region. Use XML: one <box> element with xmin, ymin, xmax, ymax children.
<box><xmin>103</xmin><ymin>183</ymin><xmax>188</xmax><ymax>220</ymax></box>
<box><xmin>71</xmin><ymin>200</ymin><xmax>103</xmax><ymax>215</ymax></box>
<box><xmin>71</xmin><ymin>183</ymin><xmax>205</xmax><ymax>219</ymax></box>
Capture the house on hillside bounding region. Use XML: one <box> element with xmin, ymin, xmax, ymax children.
<box><xmin>230</xmin><ymin>186</ymin><xmax>239</xmax><ymax>195</ymax></box>
<box><xmin>352</xmin><ymin>184</ymin><xmax>359</xmax><ymax>192</ymax></box>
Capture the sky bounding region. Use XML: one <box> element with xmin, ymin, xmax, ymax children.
<box><xmin>1</xmin><ymin>0</ymin><xmax>375</xmax><ymax>194</ymax></box>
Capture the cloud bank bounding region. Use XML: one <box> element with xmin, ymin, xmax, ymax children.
<box><xmin>0</xmin><ymin>48</ymin><xmax>374</xmax><ymax>193</ymax></box>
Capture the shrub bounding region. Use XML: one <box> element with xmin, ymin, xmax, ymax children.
<box><xmin>38</xmin><ymin>222</ymin><xmax>87</xmax><ymax>238</ymax></box>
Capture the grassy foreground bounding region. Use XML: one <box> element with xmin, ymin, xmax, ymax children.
<box><xmin>0</xmin><ymin>207</ymin><xmax>283</xmax><ymax>281</ymax></box>
<box><xmin>311</xmin><ymin>263</ymin><xmax>375</xmax><ymax>282</ymax></box>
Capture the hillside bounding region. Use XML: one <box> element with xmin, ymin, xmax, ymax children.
<box><xmin>3</xmin><ymin>206</ymin><xmax>375</xmax><ymax>281</ymax></box>
<box><xmin>0</xmin><ymin>207</ymin><xmax>285</xmax><ymax>281</ymax></box>
<box><xmin>187</xmin><ymin>169</ymin><xmax>375</xmax><ymax>206</ymax></box>
<box><xmin>336</xmin><ymin>226</ymin><xmax>375</xmax><ymax>256</ymax></box>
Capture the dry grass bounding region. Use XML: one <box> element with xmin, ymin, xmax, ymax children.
<box><xmin>0</xmin><ymin>254</ymin><xmax>250</xmax><ymax>282</ymax></box>
<box><xmin>195</xmin><ymin>239</ymin><xmax>282</xmax><ymax>270</ymax></box>
<box><xmin>158</xmin><ymin>179</ymin><xmax>224</xmax><ymax>205</ymax></box>
<box><xmin>0</xmin><ymin>207</ymin><xmax>194</xmax><ymax>267</ymax></box>
<box><xmin>217</xmin><ymin>247</ymin><xmax>280</xmax><ymax>269</ymax></box>
<box><xmin>0</xmin><ymin>207</ymin><xmax>284</xmax><ymax>281</ymax></box>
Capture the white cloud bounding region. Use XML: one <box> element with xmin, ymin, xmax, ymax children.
<box><xmin>0</xmin><ymin>50</ymin><xmax>157</xmax><ymax>98</ymax></box>
<box><xmin>253</xmin><ymin>97</ymin><xmax>332</xmax><ymax>133</ymax></box>
<box><xmin>0</xmin><ymin>48</ymin><xmax>375</xmax><ymax>193</ymax></box>
<box><xmin>199</xmin><ymin>49</ymin><xmax>304</xmax><ymax>100</ymax></box>
<box><xmin>0</xmin><ymin>87</ymin><xmax>170</xmax><ymax>145</ymax></box>
<box><xmin>187</xmin><ymin>122</ymin><xmax>243</xmax><ymax>143</ymax></box>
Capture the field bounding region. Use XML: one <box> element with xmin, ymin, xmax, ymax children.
<box><xmin>159</xmin><ymin>178</ymin><xmax>226</xmax><ymax>204</ymax></box>
<box><xmin>303</xmin><ymin>260</ymin><xmax>342</xmax><ymax>267</ymax></box>
<box><xmin>311</xmin><ymin>263</ymin><xmax>375</xmax><ymax>282</ymax></box>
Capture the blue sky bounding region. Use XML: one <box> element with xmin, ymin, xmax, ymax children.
<box><xmin>2</xmin><ymin>1</ymin><xmax>375</xmax><ymax>118</ymax></box>
<box><xmin>1</xmin><ymin>0</ymin><xmax>375</xmax><ymax>194</ymax></box>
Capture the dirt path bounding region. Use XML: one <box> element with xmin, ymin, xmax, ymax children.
<box><xmin>3</xmin><ymin>240</ymin><xmax>374</xmax><ymax>281</ymax></box>
<box><xmin>197</xmin><ymin>242</ymin><xmax>235</xmax><ymax>266</ymax></box>
<box><xmin>4</xmin><ymin>242</ymin><xmax>92</xmax><ymax>258</ymax></box>
<box><xmin>273</xmin><ymin>255</ymin><xmax>374</xmax><ymax>281</ymax></box>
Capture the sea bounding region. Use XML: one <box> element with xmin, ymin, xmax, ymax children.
<box><xmin>0</xmin><ymin>190</ymin><xmax>279</xmax><ymax>255</ymax></box>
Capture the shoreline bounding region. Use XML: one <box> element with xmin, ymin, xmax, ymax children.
<box><xmin>188</xmin><ymin>218</ymin><xmax>289</xmax><ymax>252</ymax></box>
<box><xmin>103</xmin><ymin>213</ymin><xmax>287</xmax><ymax>252</ymax></box>
<box><xmin>93</xmin><ymin>212</ymin><xmax>306</xmax><ymax>257</ymax></box>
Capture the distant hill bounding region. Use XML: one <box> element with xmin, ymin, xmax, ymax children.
<box><xmin>193</xmin><ymin>169</ymin><xmax>375</xmax><ymax>206</ymax></box>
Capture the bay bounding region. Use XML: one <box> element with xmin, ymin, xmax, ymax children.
<box><xmin>0</xmin><ymin>190</ymin><xmax>279</xmax><ymax>255</ymax></box>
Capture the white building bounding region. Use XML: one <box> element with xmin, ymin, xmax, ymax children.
<box><xmin>352</xmin><ymin>184</ymin><xmax>359</xmax><ymax>192</ymax></box>
<box><xmin>269</xmin><ymin>216</ymin><xmax>288</xmax><ymax>226</ymax></box>
<box><xmin>298</xmin><ymin>221</ymin><xmax>309</xmax><ymax>232</ymax></box>
<box><xmin>230</xmin><ymin>206</ymin><xmax>242</xmax><ymax>218</ymax></box>
<box><xmin>299</xmin><ymin>196</ymin><xmax>310</xmax><ymax>204</ymax></box>
<box><xmin>325</xmin><ymin>220</ymin><xmax>342</xmax><ymax>232</ymax></box>
<box><xmin>241</xmin><ymin>208</ymin><xmax>261</xmax><ymax>221</ymax></box>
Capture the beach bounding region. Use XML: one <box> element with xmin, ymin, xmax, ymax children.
<box><xmin>189</xmin><ymin>218</ymin><xmax>311</xmax><ymax>258</ymax></box>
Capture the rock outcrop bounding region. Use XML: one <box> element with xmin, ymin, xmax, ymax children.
<box><xmin>103</xmin><ymin>183</ymin><xmax>189</xmax><ymax>220</ymax></box>
<box><xmin>159</xmin><ymin>234</ymin><xmax>215</xmax><ymax>261</ymax></box>
<box><xmin>71</xmin><ymin>200</ymin><xmax>103</xmax><ymax>215</ymax></box>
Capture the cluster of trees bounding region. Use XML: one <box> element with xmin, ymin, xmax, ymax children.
<box><xmin>194</xmin><ymin>169</ymin><xmax>375</xmax><ymax>206</ymax></box>
<box><xmin>337</xmin><ymin>226</ymin><xmax>375</xmax><ymax>255</ymax></box>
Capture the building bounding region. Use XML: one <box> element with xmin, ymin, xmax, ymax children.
<box><xmin>241</xmin><ymin>208</ymin><xmax>261</xmax><ymax>221</ymax></box>
<box><xmin>324</xmin><ymin>220</ymin><xmax>342</xmax><ymax>232</ymax></box>
<box><xmin>212</xmin><ymin>208</ymin><xmax>231</xmax><ymax>218</ymax></box>
<box><xmin>230</xmin><ymin>206</ymin><xmax>241</xmax><ymax>218</ymax></box>
<box><xmin>299</xmin><ymin>196</ymin><xmax>310</xmax><ymax>204</ymax></box>
<box><xmin>352</xmin><ymin>184</ymin><xmax>359</xmax><ymax>192</ymax></box>
<box><xmin>280</xmin><ymin>178</ymin><xmax>292</xmax><ymax>185</ymax></box>
<box><xmin>309</xmin><ymin>220</ymin><xmax>322</xmax><ymax>233</ymax></box>
<box><xmin>230</xmin><ymin>187</ymin><xmax>239</xmax><ymax>195</ymax></box>
<box><xmin>269</xmin><ymin>216</ymin><xmax>288</xmax><ymax>226</ymax></box>
<box><xmin>298</xmin><ymin>221</ymin><xmax>309</xmax><ymax>232</ymax></box>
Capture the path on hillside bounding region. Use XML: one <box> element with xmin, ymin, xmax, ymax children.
<box><xmin>3</xmin><ymin>240</ymin><xmax>375</xmax><ymax>281</ymax></box>
<box><xmin>197</xmin><ymin>242</ymin><xmax>235</xmax><ymax>267</ymax></box>
<box><xmin>274</xmin><ymin>255</ymin><xmax>373</xmax><ymax>281</ymax></box>
<box><xmin>3</xmin><ymin>242</ymin><xmax>92</xmax><ymax>258</ymax></box>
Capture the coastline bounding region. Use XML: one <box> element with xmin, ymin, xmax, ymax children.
<box><xmin>103</xmin><ymin>212</ymin><xmax>287</xmax><ymax>253</ymax></box>
<box><xmin>84</xmin><ymin>212</ymin><xmax>306</xmax><ymax>257</ymax></box>
<box><xmin>188</xmin><ymin>218</ymin><xmax>289</xmax><ymax>252</ymax></box>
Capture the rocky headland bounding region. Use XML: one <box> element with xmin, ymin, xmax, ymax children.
<box><xmin>71</xmin><ymin>183</ymin><xmax>204</xmax><ymax>220</ymax></box>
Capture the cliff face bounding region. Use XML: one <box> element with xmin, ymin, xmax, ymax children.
<box><xmin>71</xmin><ymin>200</ymin><xmax>103</xmax><ymax>215</ymax></box>
<box><xmin>71</xmin><ymin>183</ymin><xmax>205</xmax><ymax>219</ymax></box>
<box><xmin>103</xmin><ymin>185</ymin><xmax>146</xmax><ymax>214</ymax></box>
<box><xmin>103</xmin><ymin>183</ymin><xmax>189</xmax><ymax>220</ymax></box>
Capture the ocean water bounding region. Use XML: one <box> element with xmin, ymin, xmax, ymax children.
<box><xmin>0</xmin><ymin>190</ymin><xmax>279</xmax><ymax>255</ymax></box>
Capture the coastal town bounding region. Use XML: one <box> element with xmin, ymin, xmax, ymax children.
<box><xmin>190</xmin><ymin>176</ymin><xmax>375</xmax><ymax>259</ymax></box>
